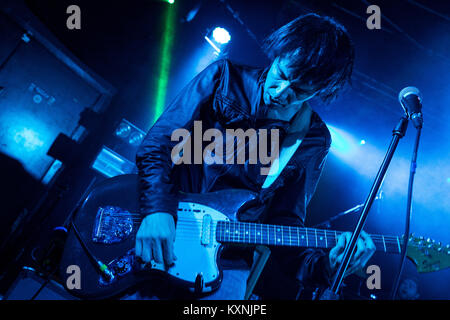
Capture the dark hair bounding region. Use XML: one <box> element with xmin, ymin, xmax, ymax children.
<box><xmin>263</xmin><ymin>13</ymin><xmax>354</xmax><ymax>103</ymax></box>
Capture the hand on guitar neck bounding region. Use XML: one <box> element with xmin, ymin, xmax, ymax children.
<box><xmin>329</xmin><ymin>231</ymin><xmax>376</xmax><ymax>277</ymax></box>
<box><xmin>135</xmin><ymin>212</ymin><xmax>177</xmax><ymax>269</ymax></box>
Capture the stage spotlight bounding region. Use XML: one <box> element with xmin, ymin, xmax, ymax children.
<box><xmin>115</xmin><ymin>122</ymin><xmax>131</xmax><ymax>138</ymax></box>
<box><xmin>128</xmin><ymin>132</ymin><xmax>144</xmax><ymax>146</ymax></box>
<box><xmin>167</xmin><ymin>0</ymin><xmax>175</xmax><ymax>4</ymax></box>
<box><xmin>92</xmin><ymin>146</ymin><xmax>137</xmax><ymax>178</ymax></box>
<box><xmin>212</xmin><ymin>27</ymin><xmax>231</xmax><ymax>44</ymax></box>
<box><xmin>114</xmin><ymin>119</ymin><xmax>146</xmax><ymax>146</ymax></box>
<box><xmin>328</xmin><ymin>125</ymin><xmax>354</xmax><ymax>154</ymax></box>
<box><xmin>360</xmin><ymin>139</ymin><xmax>366</xmax><ymax>145</ymax></box>
<box><xmin>205</xmin><ymin>27</ymin><xmax>231</xmax><ymax>55</ymax></box>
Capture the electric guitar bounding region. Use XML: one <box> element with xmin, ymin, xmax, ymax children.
<box><xmin>59</xmin><ymin>174</ymin><xmax>450</xmax><ymax>299</ymax></box>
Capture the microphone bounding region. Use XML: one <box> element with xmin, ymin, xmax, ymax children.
<box><xmin>398</xmin><ymin>87</ymin><xmax>423</xmax><ymax>129</ymax></box>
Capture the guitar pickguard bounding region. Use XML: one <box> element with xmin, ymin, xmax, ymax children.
<box><xmin>95</xmin><ymin>202</ymin><xmax>228</xmax><ymax>292</ymax></box>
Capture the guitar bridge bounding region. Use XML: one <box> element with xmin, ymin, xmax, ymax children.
<box><xmin>92</xmin><ymin>206</ymin><xmax>133</xmax><ymax>244</ymax></box>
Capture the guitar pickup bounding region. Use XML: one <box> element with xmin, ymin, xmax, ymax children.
<box><xmin>201</xmin><ymin>214</ymin><xmax>212</xmax><ymax>246</ymax></box>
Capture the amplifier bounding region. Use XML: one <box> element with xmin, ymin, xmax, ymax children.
<box><xmin>3</xmin><ymin>267</ymin><xmax>78</xmax><ymax>300</ymax></box>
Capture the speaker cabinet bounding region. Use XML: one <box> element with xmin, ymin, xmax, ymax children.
<box><xmin>3</xmin><ymin>267</ymin><xmax>78</xmax><ymax>300</ymax></box>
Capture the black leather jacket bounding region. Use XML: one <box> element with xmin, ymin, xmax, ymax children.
<box><xmin>136</xmin><ymin>59</ymin><xmax>334</xmax><ymax>298</ymax></box>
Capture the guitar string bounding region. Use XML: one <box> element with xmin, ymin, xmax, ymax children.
<box><xmin>101</xmin><ymin>219</ymin><xmax>403</xmax><ymax>242</ymax></box>
<box><xmin>101</xmin><ymin>212</ymin><xmax>408</xmax><ymax>243</ymax></box>
<box><xmin>97</xmin><ymin>212</ymin><xmax>422</xmax><ymax>248</ymax></box>
<box><xmin>98</xmin><ymin>218</ymin><xmax>422</xmax><ymax>251</ymax></box>
<box><xmin>102</xmin><ymin>212</ymin><xmax>415</xmax><ymax>245</ymax></box>
<box><xmin>99</xmin><ymin>217</ymin><xmax>404</xmax><ymax>243</ymax></box>
<box><xmin>97</xmin><ymin>220</ymin><xmax>406</xmax><ymax>247</ymax></box>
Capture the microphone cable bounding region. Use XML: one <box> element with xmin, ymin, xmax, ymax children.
<box><xmin>390</xmin><ymin>126</ymin><xmax>422</xmax><ymax>299</ymax></box>
<box><xmin>70</xmin><ymin>220</ymin><xmax>115</xmax><ymax>283</ymax></box>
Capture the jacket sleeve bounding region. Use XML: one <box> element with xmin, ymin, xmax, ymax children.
<box><xmin>135</xmin><ymin>60</ymin><xmax>224</xmax><ymax>222</ymax></box>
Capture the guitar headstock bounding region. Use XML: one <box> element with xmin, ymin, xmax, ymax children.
<box><xmin>407</xmin><ymin>235</ymin><xmax>450</xmax><ymax>273</ymax></box>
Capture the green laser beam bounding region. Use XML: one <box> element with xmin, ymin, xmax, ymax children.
<box><xmin>153</xmin><ymin>3</ymin><xmax>176</xmax><ymax>124</ymax></box>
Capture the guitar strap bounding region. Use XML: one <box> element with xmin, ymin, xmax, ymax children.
<box><xmin>261</xmin><ymin>103</ymin><xmax>312</xmax><ymax>189</ymax></box>
<box><xmin>248</xmin><ymin>104</ymin><xmax>312</xmax><ymax>300</ymax></box>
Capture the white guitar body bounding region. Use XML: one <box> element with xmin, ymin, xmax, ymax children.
<box><xmin>150</xmin><ymin>201</ymin><xmax>230</xmax><ymax>292</ymax></box>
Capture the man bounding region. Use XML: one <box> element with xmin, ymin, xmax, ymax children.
<box><xmin>134</xmin><ymin>13</ymin><xmax>375</xmax><ymax>299</ymax></box>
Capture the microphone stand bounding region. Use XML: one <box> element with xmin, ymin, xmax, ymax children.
<box><xmin>319</xmin><ymin>116</ymin><xmax>409</xmax><ymax>300</ymax></box>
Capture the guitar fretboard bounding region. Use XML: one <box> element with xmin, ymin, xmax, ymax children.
<box><xmin>215</xmin><ymin>221</ymin><xmax>402</xmax><ymax>253</ymax></box>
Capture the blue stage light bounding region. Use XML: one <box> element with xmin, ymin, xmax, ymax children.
<box><xmin>92</xmin><ymin>146</ymin><xmax>137</xmax><ymax>178</ymax></box>
<box><xmin>328</xmin><ymin>125</ymin><xmax>354</xmax><ymax>154</ymax></box>
<box><xmin>128</xmin><ymin>132</ymin><xmax>144</xmax><ymax>146</ymax></box>
<box><xmin>13</xmin><ymin>127</ymin><xmax>44</xmax><ymax>151</ymax></box>
<box><xmin>115</xmin><ymin>122</ymin><xmax>131</xmax><ymax>138</ymax></box>
<box><xmin>114</xmin><ymin>119</ymin><xmax>145</xmax><ymax>146</ymax></box>
<box><xmin>327</xmin><ymin>125</ymin><xmax>383</xmax><ymax>178</ymax></box>
<box><xmin>205</xmin><ymin>36</ymin><xmax>221</xmax><ymax>54</ymax></box>
<box><xmin>212</xmin><ymin>27</ymin><xmax>231</xmax><ymax>44</ymax></box>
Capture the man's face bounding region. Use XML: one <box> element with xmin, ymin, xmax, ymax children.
<box><xmin>263</xmin><ymin>55</ymin><xmax>319</xmax><ymax>107</ymax></box>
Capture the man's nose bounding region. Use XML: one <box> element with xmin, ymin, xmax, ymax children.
<box><xmin>273</xmin><ymin>81</ymin><xmax>291</xmax><ymax>99</ymax></box>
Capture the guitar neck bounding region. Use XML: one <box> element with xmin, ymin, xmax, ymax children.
<box><xmin>215</xmin><ymin>221</ymin><xmax>402</xmax><ymax>254</ymax></box>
